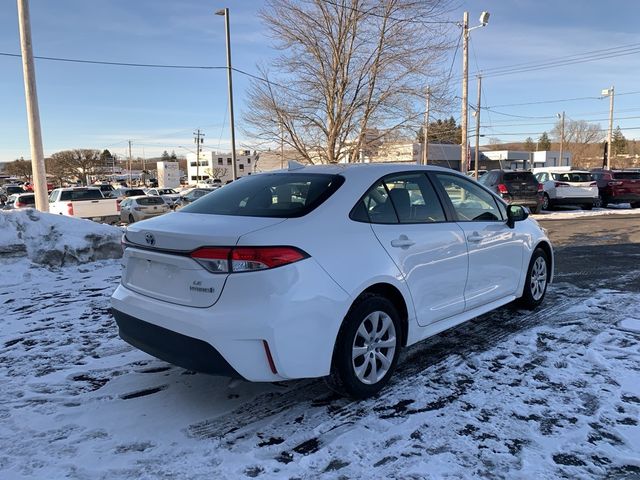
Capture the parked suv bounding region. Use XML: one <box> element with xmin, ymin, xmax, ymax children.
<box><xmin>591</xmin><ymin>169</ymin><xmax>640</xmax><ymax>208</ymax></box>
<box><xmin>478</xmin><ymin>170</ymin><xmax>543</xmax><ymax>213</ymax></box>
<box><xmin>533</xmin><ymin>170</ymin><xmax>598</xmax><ymax>210</ymax></box>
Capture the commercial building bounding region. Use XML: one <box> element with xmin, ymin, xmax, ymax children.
<box><xmin>186</xmin><ymin>150</ymin><xmax>258</xmax><ymax>183</ymax></box>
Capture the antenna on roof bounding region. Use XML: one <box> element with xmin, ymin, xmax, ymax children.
<box><xmin>287</xmin><ymin>160</ymin><xmax>305</xmax><ymax>171</ymax></box>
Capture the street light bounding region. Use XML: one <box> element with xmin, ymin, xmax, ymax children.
<box><xmin>216</xmin><ymin>8</ymin><xmax>237</xmax><ymax>181</ymax></box>
<box><xmin>460</xmin><ymin>10</ymin><xmax>490</xmax><ymax>174</ymax></box>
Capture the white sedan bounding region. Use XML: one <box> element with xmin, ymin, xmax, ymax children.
<box><xmin>533</xmin><ymin>170</ymin><xmax>599</xmax><ymax>210</ymax></box>
<box><xmin>111</xmin><ymin>163</ymin><xmax>553</xmax><ymax>398</ymax></box>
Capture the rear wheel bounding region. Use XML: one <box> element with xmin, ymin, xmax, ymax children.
<box><xmin>327</xmin><ymin>295</ymin><xmax>402</xmax><ymax>399</ymax></box>
<box><xmin>128</xmin><ymin>214</ymin><xmax>135</xmax><ymax>224</ymax></box>
<box><xmin>583</xmin><ymin>203</ymin><xmax>594</xmax><ymax>210</ymax></box>
<box><xmin>532</xmin><ymin>204</ymin><xmax>542</xmax><ymax>214</ymax></box>
<box><xmin>518</xmin><ymin>248</ymin><xmax>549</xmax><ymax>310</ymax></box>
<box><xmin>594</xmin><ymin>196</ymin><xmax>603</xmax><ymax>208</ymax></box>
<box><xmin>541</xmin><ymin>193</ymin><xmax>551</xmax><ymax>210</ymax></box>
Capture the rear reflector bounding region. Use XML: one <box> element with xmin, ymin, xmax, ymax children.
<box><xmin>190</xmin><ymin>246</ymin><xmax>308</xmax><ymax>274</ymax></box>
<box><xmin>66</xmin><ymin>202</ymin><xmax>74</xmax><ymax>216</ymax></box>
<box><xmin>262</xmin><ymin>340</ymin><xmax>278</xmax><ymax>374</ymax></box>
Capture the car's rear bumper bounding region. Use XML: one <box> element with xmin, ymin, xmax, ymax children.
<box><xmin>113</xmin><ymin>309</ymin><xmax>242</xmax><ymax>377</ymax></box>
<box><xmin>110</xmin><ymin>258</ymin><xmax>351</xmax><ymax>381</ymax></box>
<box><xmin>552</xmin><ymin>196</ymin><xmax>595</xmax><ymax>205</ymax></box>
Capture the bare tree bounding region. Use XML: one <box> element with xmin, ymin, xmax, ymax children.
<box><xmin>552</xmin><ymin>119</ymin><xmax>603</xmax><ymax>164</ymax></box>
<box><xmin>4</xmin><ymin>157</ymin><xmax>33</xmax><ymax>181</ymax></box>
<box><xmin>205</xmin><ymin>167</ymin><xmax>228</xmax><ymax>180</ymax></box>
<box><xmin>49</xmin><ymin>149</ymin><xmax>104</xmax><ymax>185</ymax></box>
<box><xmin>245</xmin><ymin>0</ymin><xmax>453</xmax><ymax>164</ymax></box>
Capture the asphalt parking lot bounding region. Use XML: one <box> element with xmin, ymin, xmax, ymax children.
<box><xmin>538</xmin><ymin>213</ymin><xmax>640</xmax><ymax>291</ymax></box>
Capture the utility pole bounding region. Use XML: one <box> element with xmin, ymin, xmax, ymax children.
<box><xmin>605</xmin><ymin>86</ymin><xmax>615</xmax><ymax>169</ymax></box>
<box><xmin>474</xmin><ymin>75</ymin><xmax>482</xmax><ymax>179</ymax></box>
<box><xmin>460</xmin><ymin>11</ymin><xmax>469</xmax><ymax>174</ymax></box>
<box><xmin>422</xmin><ymin>87</ymin><xmax>430</xmax><ymax>165</ymax></box>
<box><xmin>128</xmin><ymin>140</ymin><xmax>132</xmax><ymax>186</ymax></box>
<box><xmin>558</xmin><ymin>111</ymin><xmax>565</xmax><ymax>167</ymax></box>
<box><xmin>280</xmin><ymin>123</ymin><xmax>284</xmax><ymax>169</ymax></box>
<box><xmin>216</xmin><ymin>8</ymin><xmax>237</xmax><ymax>181</ymax></box>
<box><xmin>194</xmin><ymin>129</ymin><xmax>204</xmax><ymax>184</ymax></box>
<box><xmin>16</xmin><ymin>0</ymin><xmax>48</xmax><ymax>212</ymax></box>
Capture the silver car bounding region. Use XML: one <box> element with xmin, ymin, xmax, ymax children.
<box><xmin>119</xmin><ymin>196</ymin><xmax>169</xmax><ymax>224</ymax></box>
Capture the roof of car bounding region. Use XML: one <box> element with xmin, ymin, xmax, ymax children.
<box><xmin>264</xmin><ymin>162</ymin><xmax>460</xmax><ymax>177</ymax></box>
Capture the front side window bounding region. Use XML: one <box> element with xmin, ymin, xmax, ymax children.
<box><xmin>434</xmin><ymin>173</ymin><xmax>504</xmax><ymax>222</ymax></box>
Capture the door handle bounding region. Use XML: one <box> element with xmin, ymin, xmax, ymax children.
<box><xmin>467</xmin><ymin>233</ymin><xmax>483</xmax><ymax>243</ymax></box>
<box><xmin>391</xmin><ymin>235</ymin><xmax>415</xmax><ymax>248</ymax></box>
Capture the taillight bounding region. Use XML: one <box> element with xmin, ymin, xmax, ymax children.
<box><xmin>497</xmin><ymin>183</ymin><xmax>509</xmax><ymax>194</ymax></box>
<box><xmin>133</xmin><ymin>206</ymin><xmax>143</xmax><ymax>211</ymax></box>
<box><xmin>554</xmin><ymin>182</ymin><xmax>569</xmax><ymax>188</ymax></box>
<box><xmin>589</xmin><ymin>182</ymin><xmax>597</xmax><ymax>187</ymax></box>
<box><xmin>608</xmin><ymin>181</ymin><xmax>623</xmax><ymax>187</ymax></box>
<box><xmin>538</xmin><ymin>183</ymin><xmax>544</xmax><ymax>192</ymax></box>
<box><xmin>67</xmin><ymin>202</ymin><xmax>74</xmax><ymax>215</ymax></box>
<box><xmin>15</xmin><ymin>201</ymin><xmax>25</xmax><ymax>208</ymax></box>
<box><xmin>190</xmin><ymin>246</ymin><xmax>308</xmax><ymax>274</ymax></box>
<box><xmin>116</xmin><ymin>201</ymin><xmax>121</xmax><ymax>212</ymax></box>
<box><xmin>190</xmin><ymin>247</ymin><xmax>231</xmax><ymax>273</ymax></box>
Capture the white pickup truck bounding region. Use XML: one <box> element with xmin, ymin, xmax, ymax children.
<box><xmin>49</xmin><ymin>187</ymin><xmax>120</xmax><ymax>224</ymax></box>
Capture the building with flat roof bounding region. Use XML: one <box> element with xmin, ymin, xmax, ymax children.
<box><xmin>186</xmin><ymin>150</ymin><xmax>258</xmax><ymax>183</ymax></box>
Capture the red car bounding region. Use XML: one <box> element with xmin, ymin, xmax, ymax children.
<box><xmin>591</xmin><ymin>169</ymin><xmax>640</xmax><ymax>208</ymax></box>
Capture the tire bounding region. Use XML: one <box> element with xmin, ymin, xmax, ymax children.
<box><xmin>631</xmin><ymin>202</ymin><xmax>640</xmax><ymax>209</ymax></box>
<box><xmin>128</xmin><ymin>214</ymin><xmax>135</xmax><ymax>224</ymax></box>
<box><xmin>518</xmin><ymin>248</ymin><xmax>549</xmax><ymax>310</ymax></box>
<box><xmin>593</xmin><ymin>196</ymin><xmax>603</xmax><ymax>208</ymax></box>
<box><xmin>326</xmin><ymin>295</ymin><xmax>402</xmax><ymax>399</ymax></box>
<box><xmin>531</xmin><ymin>204</ymin><xmax>542</xmax><ymax>214</ymax></box>
<box><xmin>541</xmin><ymin>193</ymin><xmax>551</xmax><ymax>211</ymax></box>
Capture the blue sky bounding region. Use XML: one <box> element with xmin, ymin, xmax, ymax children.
<box><xmin>1</xmin><ymin>0</ymin><xmax>639</xmax><ymax>162</ymax></box>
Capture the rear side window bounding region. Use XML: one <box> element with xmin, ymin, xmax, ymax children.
<box><xmin>181</xmin><ymin>173</ymin><xmax>344</xmax><ymax>218</ymax></box>
<box><xmin>503</xmin><ymin>172</ymin><xmax>537</xmax><ymax>184</ymax></box>
<box><xmin>612</xmin><ymin>172</ymin><xmax>640</xmax><ymax>180</ymax></box>
<box><xmin>60</xmin><ymin>189</ymin><xmax>104</xmax><ymax>201</ymax></box>
<box><xmin>351</xmin><ymin>172</ymin><xmax>445</xmax><ymax>224</ymax></box>
<box><xmin>137</xmin><ymin>197</ymin><xmax>165</xmax><ymax>206</ymax></box>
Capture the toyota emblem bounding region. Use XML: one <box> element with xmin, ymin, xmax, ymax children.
<box><xmin>144</xmin><ymin>233</ymin><xmax>155</xmax><ymax>246</ymax></box>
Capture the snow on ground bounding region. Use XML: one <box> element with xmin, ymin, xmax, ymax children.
<box><xmin>531</xmin><ymin>204</ymin><xmax>639</xmax><ymax>220</ymax></box>
<box><xmin>1</xmin><ymin>256</ymin><xmax>639</xmax><ymax>479</ymax></box>
<box><xmin>0</xmin><ymin>210</ymin><xmax>122</xmax><ymax>266</ymax></box>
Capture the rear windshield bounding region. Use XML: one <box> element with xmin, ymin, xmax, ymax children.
<box><xmin>552</xmin><ymin>172</ymin><xmax>593</xmax><ymax>182</ymax></box>
<box><xmin>59</xmin><ymin>189</ymin><xmax>104</xmax><ymax>201</ymax></box>
<box><xmin>137</xmin><ymin>197</ymin><xmax>165</xmax><ymax>205</ymax></box>
<box><xmin>181</xmin><ymin>173</ymin><xmax>344</xmax><ymax>218</ymax></box>
<box><xmin>157</xmin><ymin>189</ymin><xmax>176</xmax><ymax>195</ymax></box>
<box><xmin>125</xmin><ymin>189</ymin><xmax>147</xmax><ymax>196</ymax></box>
<box><xmin>17</xmin><ymin>195</ymin><xmax>35</xmax><ymax>204</ymax></box>
<box><xmin>612</xmin><ymin>172</ymin><xmax>640</xmax><ymax>180</ymax></box>
<box><xmin>503</xmin><ymin>172</ymin><xmax>537</xmax><ymax>183</ymax></box>
<box><xmin>5</xmin><ymin>186</ymin><xmax>23</xmax><ymax>194</ymax></box>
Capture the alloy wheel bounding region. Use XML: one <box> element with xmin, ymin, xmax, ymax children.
<box><xmin>530</xmin><ymin>256</ymin><xmax>547</xmax><ymax>301</ymax></box>
<box><xmin>351</xmin><ymin>311</ymin><xmax>397</xmax><ymax>385</ymax></box>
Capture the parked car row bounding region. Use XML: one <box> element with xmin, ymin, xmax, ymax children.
<box><xmin>475</xmin><ymin>167</ymin><xmax>640</xmax><ymax>212</ymax></box>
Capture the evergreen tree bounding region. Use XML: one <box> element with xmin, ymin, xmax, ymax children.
<box><xmin>611</xmin><ymin>126</ymin><xmax>627</xmax><ymax>155</ymax></box>
<box><xmin>416</xmin><ymin>116</ymin><xmax>462</xmax><ymax>144</ymax></box>
<box><xmin>524</xmin><ymin>137</ymin><xmax>535</xmax><ymax>151</ymax></box>
<box><xmin>538</xmin><ymin>132</ymin><xmax>551</xmax><ymax>151</ymax></box>
<box><xmin>161</xmin><ymin>150</ymin><xmax>170</xmax><ymax>160</ymax></box>
<box><xmin>170</xmin><ymin>150</ymin><xmax>178</xmax><ymax>160</ymax></box>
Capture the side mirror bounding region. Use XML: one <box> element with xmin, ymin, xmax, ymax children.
<box><xmin>507</xmin><ymin>204</ymin><xmax>528</xmax><ymax>228</ymax></box>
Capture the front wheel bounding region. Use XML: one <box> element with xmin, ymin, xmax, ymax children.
<box><xmin>518</xmin><ymin>248</ymin><xmax>549</xmax><ymax>310</ymax></box>
<box><xmin>128</xmin><ymin>214</ymin><xmax>135</xmax><ymax>224</ymax></box>
<box><xmin>327</xmin><ymin>295</ymin><xmax>402</xmax><ymax>399</ymax></box>
<box><xmin>583</xmin><ymin>203</ymin><xmax>594</xmax><ymax>210</ymax></box>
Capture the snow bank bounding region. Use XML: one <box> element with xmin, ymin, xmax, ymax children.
<box><xmin>0</xmin><ymin>209</ymin><xmax>123</xmax><ymax>266</ymax></box>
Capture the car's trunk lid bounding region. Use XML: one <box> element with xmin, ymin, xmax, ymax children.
<box><xmin>122</xmin><ymin>212</ymin><xmax>286</xmax><ymax>307</ymax></box>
